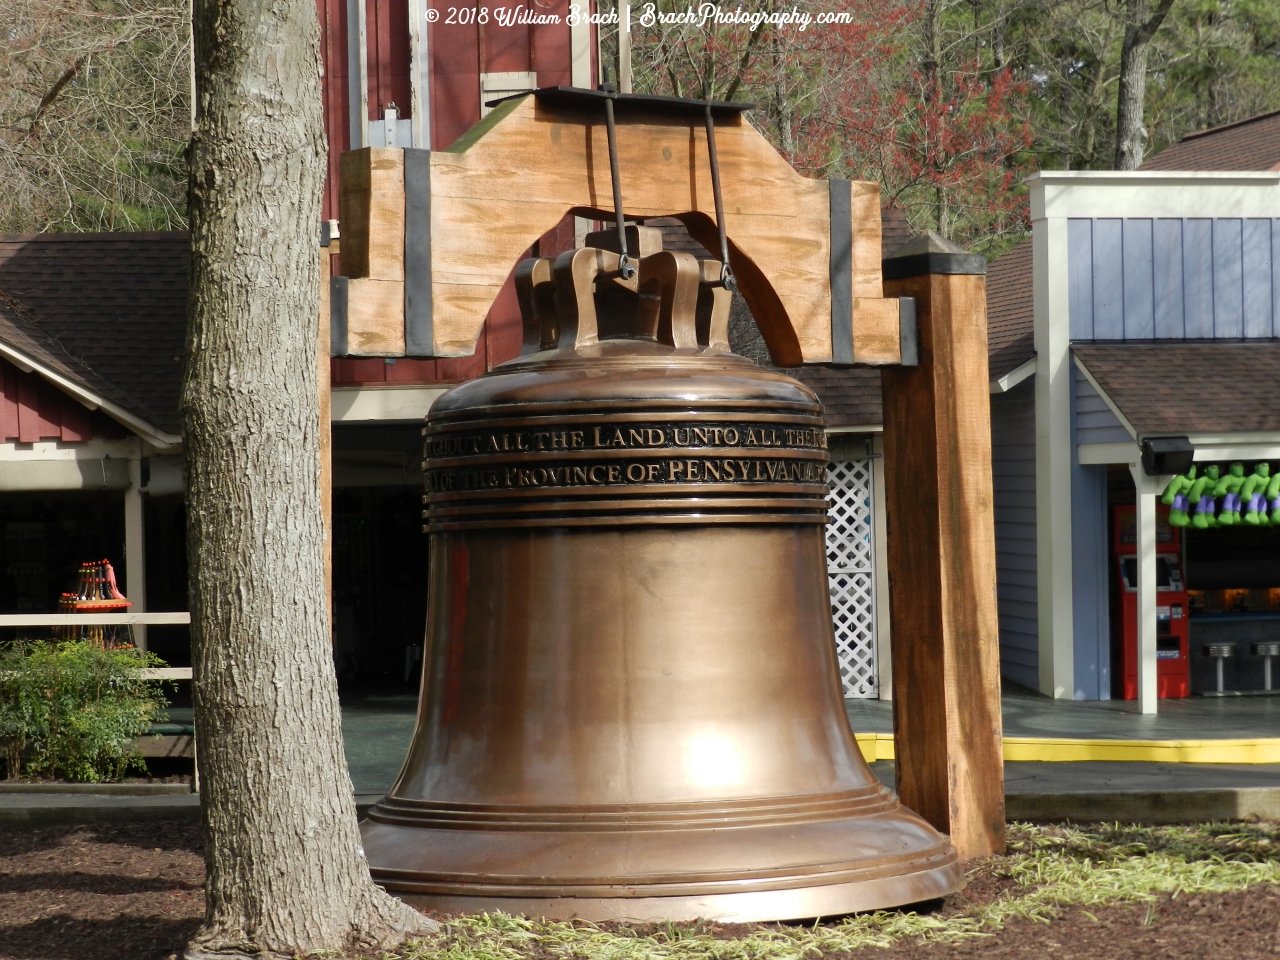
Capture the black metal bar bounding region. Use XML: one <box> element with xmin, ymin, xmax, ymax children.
<box><xmin>828</xmin><ymin>178</ymin><xmax>853</xmax><ymax>365</ymax></box>
<box><xmin>898</xmin><ymin>296</ymin><xmax>918</xmax><ymax>367</ymax></box>
<box><xmin>404</xmin><ymin>147</ymin><xmax>434</xmax><ymax>356</ymax></box>
<box><xmin>330</xmin><ymin>276</ymin><xmax>349</xmax><ymax>356</ymax></box>
<box><xmin>704</xmin><ymin>104</ymin><xmax>734</xmax><ymax>290</ymax></box>
<box><xmin>520</xmin><ymin>86</ymin><xmax>755</xmax><ymax>117</ymax></box>
<box><xmin>603</xmin><ymin>95</ymin><xmax>635</xmax><ymax>280</ymax></box>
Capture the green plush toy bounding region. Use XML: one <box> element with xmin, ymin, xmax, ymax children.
<box><xmin>1161</xmin><ymin>465</ymin><xmax>1197</xmax><ymax>527</ymax></box>
<box><xmin>1189</xmin><ymin>464</ymin><xmax>1221</xmax><ymax>529</ymax></box>
<box><xmin>1269</xmin><ymin>470</ymin><xmax>1280</xmax><ymax>525</ymax></box>
<box><xmin>1241</xmin><ymin>463</ymin><xmax>1273</xmax><ymax>526</ymax></box>
<box><xmin>1212</xmin><ymin>462</ymin><xmax>1247</xmax><ymax>526</ymax></box>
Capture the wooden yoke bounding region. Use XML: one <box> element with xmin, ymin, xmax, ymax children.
<box><xmin>332</xmin><ymin>88</ymin><xmax>910</xmax><ymax>367</ymax></box>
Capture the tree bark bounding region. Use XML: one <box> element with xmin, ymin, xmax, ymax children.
<box><xmin>181</xmin><ymin>0</ymin><xmax>435</xmax><ymax>955</ymax></box>
<box><xmin>1114</xmin><ymin>0</ymin><xmax>1177</xmax><ymax>170</ymax></box>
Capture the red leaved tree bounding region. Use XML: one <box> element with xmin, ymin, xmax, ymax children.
<box><xmin>631</xmin><ymin>0</ymin><xmax>1036</xmax><ymax>251</ymax></box>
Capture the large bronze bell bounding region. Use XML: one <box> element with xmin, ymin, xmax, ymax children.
<box><xmin>362</xmin><ymin>230</ymin><xmax>962</xmax><ymax>921</ymax></box>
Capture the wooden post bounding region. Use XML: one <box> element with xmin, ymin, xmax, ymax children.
<box><xmin>124</xmin><ymin>452</ymin><xmax>148</xmax><ymax>652</ymax></box>
<box><xmin>880</xmin><ymin>233</ymin><xmax>1005</xmax><ymax>859</ymax></box>
<box><xmin>320</xmin><ymin>236</ymin><xmax>335</xmax><ymax>639</ymax></box>
<box><xmin>1129</xmin><ymin>465</ymin><xmax>1161</xmax><ymax>714</ymax></box>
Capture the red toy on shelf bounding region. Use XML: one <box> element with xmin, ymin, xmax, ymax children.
<box><xmin>1114</xmin><ymin>505</ymin><xmax>1190</xmax><ymax>699</ymax></box>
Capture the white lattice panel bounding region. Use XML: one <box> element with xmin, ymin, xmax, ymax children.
<box><xmin>826</xmin><ymin>459</ymin><xmax>877</xmax><ymax>698</ymax></box>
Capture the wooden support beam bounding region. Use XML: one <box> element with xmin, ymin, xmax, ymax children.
<box><xmin>319</xmin><ymin>237</ymin><xmax>335</xmax><ymax>642</ymax></box>
<box><xmin>880</xmin><ymin>233</ymin><xmax>1005</xmax><ymax>860</ymax></box>
<box><xmin>335</xmin><ymin>92</ymin><xmax>905</xmax><ymax>365</ymax></box>
<box><xmin>124</xmin><ymin>454</ymin><xmax>147</xmax><ymax>652</ymax></box>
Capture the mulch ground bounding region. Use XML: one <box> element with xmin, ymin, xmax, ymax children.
<box><xmin>1</xmin><ymin>823</ymin><xmax>1278</xmax><ymax>960</ymax></box>
<box><xmin>0</xmin><ymin>823</ymin><xmax>204</xmax><ymax>960</ymax></box>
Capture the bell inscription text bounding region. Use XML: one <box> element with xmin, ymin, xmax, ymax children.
<box><xmin>422</xmin><ymin>414</ymin><xmax>831</xmax><ymax>531</ymax></box>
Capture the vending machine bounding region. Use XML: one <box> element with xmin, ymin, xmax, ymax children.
<box><xmin>1113</xmin><ymin>505</ymin><xmax>1190</xmax><ymax>699</ymax></box>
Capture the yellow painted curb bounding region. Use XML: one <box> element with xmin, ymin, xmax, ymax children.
<box><xmin>854</xmin><ymin>733</ymin><xmax>1280</xmax><ymax>764</ymax></box>
<box><xmin>856</xmin><ymin>733</ymin><xmax>895</xmax><ymax>762</ymax></box>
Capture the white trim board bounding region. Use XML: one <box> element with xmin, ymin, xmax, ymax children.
<box><xmin>1078</xmin><ymin>439</ymin><xmax>1280</xmax><ymax>466</ymax></box>
<box><xmin>331</xmin><ymin>385</ymin><xmax>449</xmax><ymax>422</ymax></box>
<box><xmin>1078</xmin><ymin>442</ymin><xmax>1140</xmax><ymax>465</ymax></box>
<box><xmin>990</xmin><ymin>357</ymin><xmax>1036</xmax><ymax>394</ymax></box>
<box><xmin>0</xmin><ymin>438</ymin><xmax>140</xmax><ymax>461</ymax></box>
<box><xmin>1028</xmin><ymin>170</ymin><xmax>1280</xmax><ymax>220</ymax></box>
<box><xmin>1192</xmin><ymin>442</ymin><xmax>1280</xmax><ymax>462</ymax></box>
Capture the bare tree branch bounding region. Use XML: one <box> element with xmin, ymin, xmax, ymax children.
<box><xmin>25</xmin><ymin>54</ymin><xmax>90</xmax><ymax>138</ymax></box>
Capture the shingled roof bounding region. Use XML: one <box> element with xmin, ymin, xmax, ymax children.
<box><xmin>1140</xmin><ymin>109</ymin><xmax>1280</xmax><ymax>172</ymax></box>
<box><xmin>986</xmin><ymin>239</ymin><xmax>1034</xmax><ymax>382</ymax></box>
<box><xmin>1073</xmin><ymin>341</ymin><xmax>1280</xmax><ymax>435</ymax></box>
<box><xmin>0</xmin><ymin>233</ymin><xmax>188</xmax><ymax>440</ymax></box>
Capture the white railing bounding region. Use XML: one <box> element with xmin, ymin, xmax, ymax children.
<box><xmin>0</xmin><ymin>612</ymin><xmax>191</xmax><ymax>626</ymax></box>
<box><xmin>139</xmin><ymin>667</ymin><xmax>193</xmax><ymax>680</ymax></box>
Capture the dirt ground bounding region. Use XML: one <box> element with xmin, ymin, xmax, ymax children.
<box><xmin>1</xmin><ymin>822</ymin><xmax>1278</xmax><ymax>960</ymax></box>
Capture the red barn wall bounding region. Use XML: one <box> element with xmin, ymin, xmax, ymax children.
<box><xmin>0</xmin><ymin>360</ymin><xmax>128</xmax><ymax>443</ymax></box>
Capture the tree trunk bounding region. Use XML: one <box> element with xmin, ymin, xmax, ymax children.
<box><xmin>771</xmin><ymin>36</ymin><xmax>793</xmax><ymax>158</ymax></box>
<box><xmin>181</xmin><ymin>0</ymin><xmax>435</xmax><ymax>955</ymax></box>
<box><xmin>1114</xmin><ymin>0</ymin><xmax>1177</xmax><ymax>170</ymax></box>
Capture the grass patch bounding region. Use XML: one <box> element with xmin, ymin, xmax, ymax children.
<box><xmin>385</xmin><ymin>822</ymin><xmax>1280</xmax><ymax>959</ymax></box>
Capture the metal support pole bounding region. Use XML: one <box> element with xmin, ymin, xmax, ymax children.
<box><xmin>602</xmin><ymin>95</ymin><xmax>634</xmax><ymax>279</ymax></box>
<box><xmin>703</xmin><ymin>104</ymin><xmax>735</xmax><ymax>290</ymax></box>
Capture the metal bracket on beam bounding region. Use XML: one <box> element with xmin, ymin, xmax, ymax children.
<box><xmin>330</xmin><ymin>276</ymin><xmax>349</xmax><ymax>356</ymax></box>
<box><xmin>403</xmin><ymin>148</ymin><xmax>434</xmax><ymax>355</ymax></box>
<box><xmin>828</xmin><ymin>178</ymin><xmax>854</xmax><ymax>366</ymax></box>
<box><xmin>898</xmin><ymin>297</ymin><xmax>918</xmax><ymax>367</ymax></box>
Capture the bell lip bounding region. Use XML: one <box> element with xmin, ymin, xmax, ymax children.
<box><xmin>375</xmin><ymin>854</ymin><xmax>964</xmax><ymax>923</ymax></box>
<box><xmin>361</xmin><ymin>793</ymin><xmax>961</xmax><ymax>910</ymax></box>
<box><xmin>385</xmin><ymin>867</ymin><xmax>964</xmax><ymax>924</ymax></box>
<box><xmin>366</xmin><ymin>840</ymin><xmax>959</xmax><ymax>897</ymax></box>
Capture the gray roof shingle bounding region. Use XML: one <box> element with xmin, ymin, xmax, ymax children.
<box><xmin>1141</xmin><ymin>110</ymin><xmax>1280</xmax><ymax>172</ymax></box>
<box><xmin>1073</xmin><ymin>341</ymin><xmax>1280</xmax><ymax>436</ymax></box>
<box><xmin>986</xmin><ymin>239</ymin><xmax>1034</xmax><ymax>381</ymax></box>
<box><xmin>0</xmin><ymin>233</ymin><xmax>188</xmax><ymax>435</ymax></box>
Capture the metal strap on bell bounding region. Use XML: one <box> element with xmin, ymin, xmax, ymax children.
<box><xmin>362</xmin><ymin>141</ymin><xmax>961</xmax><ymax>924</ymax></box>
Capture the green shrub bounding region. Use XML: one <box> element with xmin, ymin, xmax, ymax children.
<box><xmin>0</xmin><ymin>641</ymin><xmax>169</xmax><ymax>782</ymax></box>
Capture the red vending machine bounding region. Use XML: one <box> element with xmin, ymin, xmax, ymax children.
<box><xmin>1114</xmin><ymin>505</ymin><xmax>1190</xmax><ymax>699</ymax></box>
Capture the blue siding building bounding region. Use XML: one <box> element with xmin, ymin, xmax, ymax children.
<box><xmin>986</xmin><ymin>111</ymin><xmax>1280</xmax><ymax>712</ymax></box>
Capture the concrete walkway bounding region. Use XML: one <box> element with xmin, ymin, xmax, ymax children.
<box><xmin>5</xmin><ymin>691</ymin><xmax>1277</xmax><ymax>826</ymax></box>
<box><xmin>845</xmin><ymin>689</ymin><xmax>1280</xmax><ymax>741</ymax></box>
